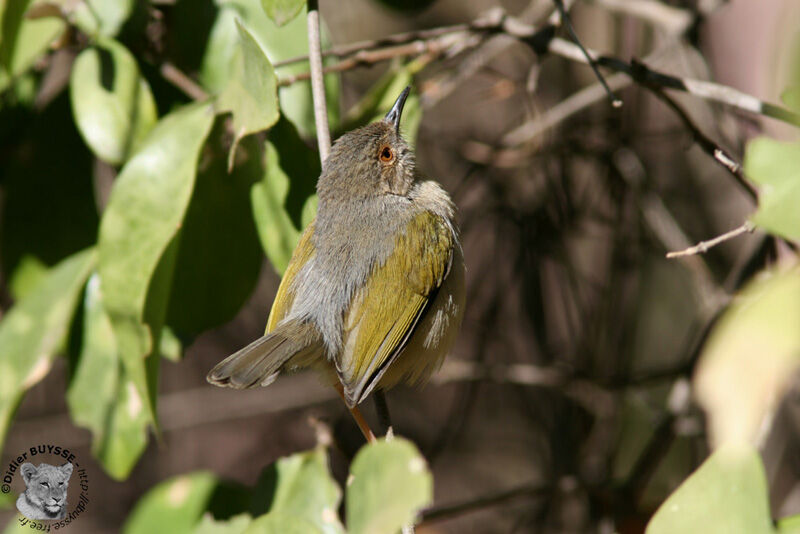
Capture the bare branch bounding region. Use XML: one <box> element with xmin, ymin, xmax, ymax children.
<box><xmin>160</xmin><ymin>61</ymin><xmax>209</xmax><ymax>101</ymax></box>
<box><xmin>307</xmin><ymin>0</ymin><xmax>330</xmax><ymax>164</ymax></box>
<box><xmin>666</xmin><ymin>221</ymin><xmax>756</xmax><ymax>259</ymax></box>
<box><xmin>586</xmin><ymin>0</ymin><xmax>694</xmax><ymax>35</ymax></box>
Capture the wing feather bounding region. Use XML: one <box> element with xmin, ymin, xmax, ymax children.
<box><xmin>339</xmin><ymin>211</ymin><xmax>454</xmax><ymax>405</ymax></box>
<box><xmin>266</xmin><ymin>221</ymin><xmax>316</xmax><ymax>333</ymax></box>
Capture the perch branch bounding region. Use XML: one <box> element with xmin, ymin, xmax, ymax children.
<box><xmin>307</xmin><ymin>0</ymin><xmax>331</xmax><ymax>164</ymax></box>
<box><xmin>666</xmin><ymin>221</ymin><xmax>756</xmax><ymax>258</ymax></box>
<box><xmin>160</xmin><ymin>62</ymin><xmax>209</xmax><ymax>101</ymax></box>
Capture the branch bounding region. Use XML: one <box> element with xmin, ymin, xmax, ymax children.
<box><xmin>160</xmin><ymin>61</ymin><xmax>209</xmax><ymax>101</ymax></box>
<box><xmin>666</xmin><ymin>221</ymin><xmax>756</xmax><ymax>259</ymax></box>
<box><xmin>307</xmin><ymin>0</ymin><xmax>331</xmax><ymax>164</ymax></box>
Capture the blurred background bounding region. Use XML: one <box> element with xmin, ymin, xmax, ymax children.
<box><xmin>1</xmin><ymin>0</ymin><xmax>800</xmax><ymax>532</ymax></box>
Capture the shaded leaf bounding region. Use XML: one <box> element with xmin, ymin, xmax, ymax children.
<box><xmin>159</xmin><ymin>325</ymin><xmax>183</xmax><ymax>362</ymax></box>
<box><xmin>251</xmin><ymin>448</ymin><xmax>344</xmax><ymax>534</ymax></box>
<box><xmin>124</xmin><ymin>472</ymin><xmax>219</xmax><ymax>534</ymax></box>
<box><xmin>70</xmin><ymin>37</ymin><xmax>157</xmax><ymax>165</ymax></box>
<box><xmin>7</xmin><ymin>254</ymin><xmax>47</xmax><ymax>300</ymax></box>
<box><xmin>193</xmin><ymin>514</ymin><xmax>252</xmax><ymax>534</ymax></box>
<box><xmin>646</xmin><ymin>445</ymin><xmax>774</xmax><ymax>534</ymax></box>
<box><xmin>243</xmin><ymin>513</ymin><xmax>322</xmax><ymax>534</ymax></box>
<box><xmin>98</xmin><ymin>102</ymin><xmax>215</xmax><ymax>431</ymax></box>
<box><xmin>251</xmin><ymin>117</ymin><xmax>318</xmax><ymax>274</ymax></box>
<box><xmin>695</xmin><ymin>266</ymin><xmax>800</xmax><ymax>447</ymax></box>
<box><xmin>0</xmin><ymin>248</ymin><xmax>95</xmax><ymax>451</ymax></box>
<box><xmin>216</xmin><ymin>20</ymin><xmax>278</xmax><ymax>168</ymax></box>
<box><xmin>201</xmin><ymin>0</ymin><xmax>339</xmax><ymax>137</ymax></box>
<box><xmin>744</xmin><ymin>138</ymin><xmax>800</xmax><ymax>242</ymax></box>
<box><xmin>259</xmin><ymin>0</ymin><xmax>303</xmax><ymax>27</ymax></box>
<box><xmin>165</xmin><ymin>123</ymin><xmax>263</xmax><ymax>337</ymax></box>
<box><xmin>346</xmin><ymin>438</ymin><xmax>433</xmax><ymax>534</ymax></box>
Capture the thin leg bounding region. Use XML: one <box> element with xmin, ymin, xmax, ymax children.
<box><xmin>335</xmin><ymin>383</ymin><xmax>376</xmax><ymax>443</ymax></box>
<box><xmin>374</xmin><ymin>389</ymin><xmax>393</xmax><ymax>436</ymax></box>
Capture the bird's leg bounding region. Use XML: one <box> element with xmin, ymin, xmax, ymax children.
<box><xmin>334</xmin><ymin>383</ymin><xmax>376</xmax><ymax>443</ymax></box>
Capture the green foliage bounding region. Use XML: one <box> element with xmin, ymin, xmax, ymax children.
<box><xmin>259</xmin><ymin>0</ymin><xmax>304</xmax><ymax>27</ymax></box>
<box><xmin>251</xmin><ymin>117</ymin><xmax>319</xmax><ymax>274</ymax></box>
<box><xmin>70</xmin><ymin>37</ymin><xmax>157</xmax><ymax>165</ymax></box>
<box><xmin>216</xmin><ymin>20</ymin><xmax>279</xmax><ymax>169</ymax></box>
<box><xmin>646</xmin><ymin>445</ymin><xmax>774</xmax><ymax>534</ymax></box>
<box><xmin>0</xmin><ymin>249</ymin><xmax>95</xmax><ymax>450</ymax></box>
<box><xmin>695</xmin><ymin>266</ymin><xmax>800</xmax><ymax>447</ymax></box>
<box><xmin>744</xmin><ymin>138</ymin><xmax>800</xmax><ymax>242</ymax></box>
<box><xmin>0</xmin><ymin>0</ymin><xmax>64</xmax><ymax>91</ymax></box>
<box><xmin>126</xmin><ymin>439</ymin><xmax>431</xmax><ymax>533</ymax></box>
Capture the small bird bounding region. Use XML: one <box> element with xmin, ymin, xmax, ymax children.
<box><xmin>207</xmin><ymin>87</ymin><xmax>464</xmax><ymax>440</ymax></box>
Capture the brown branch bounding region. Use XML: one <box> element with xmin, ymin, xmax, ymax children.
<box><xmin>666</xmin><ymin>221</ymin><xmax>756</xmax><ymax>259</ymax></box>
<box><xmin>159</xmin><ymin>62</ymin><xmax>209</xmax><ymax>101</ymax></box>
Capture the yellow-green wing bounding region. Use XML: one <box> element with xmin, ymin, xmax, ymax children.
<box><xmin>339</xmin><ymin>211</ymin><xmax>454</xmax><ymax>405</ymax></box>
<box><xmin>266</xmin><ymin>220</ymin><xmax>316</xmax><ymax>333</ymax></box>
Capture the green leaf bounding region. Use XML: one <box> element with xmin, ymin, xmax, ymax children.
<box><xmin>217</xmin><ymin>20</ymin><xmax>279</xmax><ymax>169</ymax></box>
<box><xmin>70</xmin><ymin>0</ymin><xmax>135</xmax><ymax>37</ymax></box>
<box><xmin>259</xmin><ymin>0</ymin><xmax>304</xmax><ymax>27</ymax></box>
<box><xmin>744</xmin><ymin>138</ymin><xmax>800</xmax><ymax>242</ymax></box>
<box><xmin>7</xmin><ymin>254</ymin><xmax>47</xmax><ymax>300</ymax></box>
<box><xmin>778</xmin><ymin>514</ymin><xmax>800</xmax><ymax>534</ymax></box>
<box><xmin>98</xmin><ymin>102</ymin><xmax>215</xmax><ymax>432</ymax></box>
<box><xmin>251</xmin><ymin>117</ymin><xmax>318</xmax><ymax>274</ymax></box>
<box><xmin>66</xmin><ymin>273</ymin><xmax>150</xmax><ymax>480</ymax></box>
<box><xmin>0</xmin><ymin>0</ymin><xmax>64</xmax><ymax>88</ymax></box>
<box><xmin>346</xmin><ymin>438</ymin><xmax>433</xmax><ymax>534</ymax></box>
<box><xmin>70</xmin><ymin>37</ymin><xmax>157</xmax><ymax>165</ymax></box>
<box><xmin>159</xmin><ymin>325</ymin><xmax>183</xmax><ymax>362</ymax></box>
<box><xmin>193</xmin><ymin>514</ymin><xmax>252</xmax><ymax>534</ymax></box>
<box><xmin>695</xmin><ymin>266</ymin><xmax>800</xmax><ymax>447</ymax></box>
<box><xmin>251</xmin><ymin>448</ymin><xmax>344</xmax><ymax>534</ymax></box>
<box><xmin>646</xmin><ymin>445</ymin><xmax>774</xmax><ymax>534</ymax></box>
<box><xmin>165</xmin><ymin>123</ymin><xmax>263</xmax><ymax>337</ymax></box>
<box><xmin>201</xmin><ymin>0</ymin><xmax>339</xmax><ymax>138</ymax></box>
<box><xmin>244</xmin><ymin>513</ymin><xmax>322</xmax><ymax>534</ymax></box>
<box><xmin>124</xmin><ymin>472</ymin><xmax>220</xmax><ymax>534</ymax></box>
<box><xmin>0</xmin><ymin>248</ymin><xmax>95</xmax><ymax>452</ymax></box>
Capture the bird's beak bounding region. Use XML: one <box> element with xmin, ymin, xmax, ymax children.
<box><xmin>383</xmin><ymin>86</ymin><xmax>410</xmax><ymax>132</ymax></box>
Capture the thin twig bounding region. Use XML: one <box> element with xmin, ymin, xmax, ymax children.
<box><xmin>160</xmin><ymin>62</ymin><xmax>209</xmax><ymax>101</ymax></box>
<box><xmin>421</xmin><ymin>482</ymin><xmax>551</xmax><ymax>523</ymax></box>
<box><xmin>666</xmin><ymin>221</ymin><xmax>756</xmax><ymax>259</ymax></box>
<box><xmin>307</xmin><ymin>0</ymin><xmax>330</xmax><ymax>164</ymax></box>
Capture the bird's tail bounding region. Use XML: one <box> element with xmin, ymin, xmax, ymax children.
<box><xmin>206</xmin><ymin>321</ymin><xmax>323</xmax><ymax>389</ymax></box>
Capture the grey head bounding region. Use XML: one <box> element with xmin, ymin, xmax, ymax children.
<box><xmin>317</xmin><ymin>87</ymin><xmax>416</xmax><ymax>205</ymax></box>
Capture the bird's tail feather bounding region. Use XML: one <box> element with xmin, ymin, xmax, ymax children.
<box><xmin>207</xmin><ymin>321</ymin><xmax>321</xmax><ymax>389</ymax></box>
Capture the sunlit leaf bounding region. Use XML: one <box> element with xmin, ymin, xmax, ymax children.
<box><xmin>124</xmin><ymin>472</ymin><xmax>219</xmax><ymax>534</ymax></box>
<box><xmin>7</xmin><ymin>255</ymin><xmax>47</xmax><ymax>300</ymax></box>
<box><xmin>0</xmin><ymin>0</ymin><xmax>64</xmax><ymax>89</ymax></box>
<box><xmin>0</xmin><ymin>248</ymin><xmax>95</xmax><ymax>452</ymax></box>
<box><xmin>66</xmin><ymin>273</ymin><xmax>150</xmax><ymax>480</ymax></box>
<box><xmin>201</xmin><ymin>0</ymin><xmax>339</xmax><ymax>138</ymax></box>
<box><xmin>778</xmin><ymin>514</ymin><xmax>800</xmax><ymax>534</ymax></box>
<box><xmin>744</xmin><ymin>138</ymin><xmax>800</xmax><ymax>242</ymax></box>
<box><xmin>70</xmin><ymin>37</ymin><xmax>157</xmax><ymax>165</ymax></box>
<box><xmin>217</xmin><ymin>20</ymin><xmax>279</xmax><ymax>169</ymax></box>
<box><xmin>244</xmin><ymin>513</ymin><xmax>322</xmax><ymax>534</ymax></box>
<box><xmin>695</xmin><ymin>266</ymin><xmax>800</xmax><ymax>447</ymax></box>
<box><xmin>646</xmin><ymin>445</ymin><xmax>774</xmax><ymax>534</ymax></box>
<box><xmin>69</xmin><ymin>0</ymin><xmax>135</xmax><ymax>37</ymax></box>
<box><xmin>259</xmin><ymin>0</ymin><xmax>304</xmax><ymax>27</ymax></box>
<box><xmin>346</xmin><ymin>438</ymin><xmax>433</xmax><ymax>534</ymax></box>
<box><xmin>165</xmin><ymin>124</ymin><xmax>263</xmax><ymax>337</ymax></box>
<box><xmin>251</xmin><ymin>448</ymin><xmax>344</xmax><ymax>534</ymax></box>
<box><xmin>251</xmin><ymin>117</ymin><xmax>318</xmax><ymax>274</ymax></box>
<box><xmin>98</xmin><ymin>102</ymin><xmax>215</xmax><ymax>431</ymax></box>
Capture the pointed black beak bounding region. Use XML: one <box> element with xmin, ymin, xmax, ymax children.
<box><xmin>383</xmin><ymin>86</ymin><xmax>410</xmax><ymax>132</ymax></box>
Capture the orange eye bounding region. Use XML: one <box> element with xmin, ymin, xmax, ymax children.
<box><xmin>379</xmin><ymin>146</ymin><xmax>394</xmax><ymax>163</ymax></box>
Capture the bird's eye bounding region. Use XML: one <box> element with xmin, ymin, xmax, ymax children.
<box><xmin>379</xmin><ymin>146</ymin><xmax>394</xmax><ymax>163</ymax></box>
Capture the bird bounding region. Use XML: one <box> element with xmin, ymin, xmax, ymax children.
<box><xmin>207</xmin><ymin>87</ymin><xmax>464</xmax><ymax>441</ymax></box>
